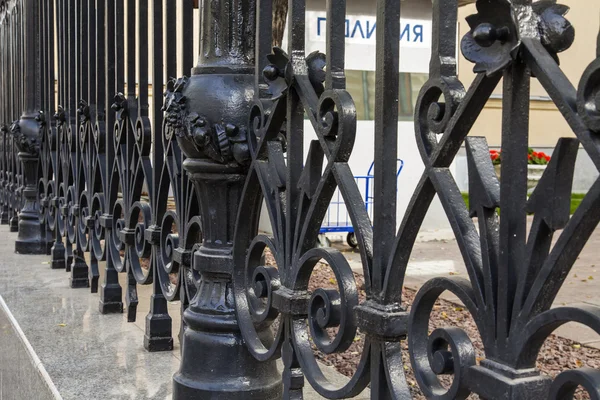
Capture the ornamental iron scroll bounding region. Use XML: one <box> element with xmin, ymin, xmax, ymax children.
<box><xmin>411</xmin><ymin>1</ymin><xmax>600</xmax><ymax>399</ymax></box>
<box><xmin>230</xmin><ymin>0</ymin><xmax>600</xmax><ymax>399</ymax></box>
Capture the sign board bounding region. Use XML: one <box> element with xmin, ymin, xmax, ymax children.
<box><xmin>283</xmin><ymin>11</ymin><xmax>432</xmax><ymax>73</ymax></box>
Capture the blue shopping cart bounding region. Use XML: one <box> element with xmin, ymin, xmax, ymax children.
<box><xmin>319</xmin><ymin>159</ymin><xmax>404</xmax><ymax>248</ymax></box>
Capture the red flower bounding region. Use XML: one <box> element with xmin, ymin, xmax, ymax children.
<box><xmin>528</xmin><ymin>154</ymin><xmax>532</xmax><ymax>160</ymax></box>
<box><xmin>490</xmin><ymin>149</ymin><xmax>502</xmax><ymax>165</ymax></box>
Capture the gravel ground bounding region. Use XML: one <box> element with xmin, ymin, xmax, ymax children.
<box><xmin>304</xmin><ymin>261</ymin><xmax>599</xmax><ymax>399</ymax></box>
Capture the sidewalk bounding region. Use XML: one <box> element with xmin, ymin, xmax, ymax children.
<box><xmin>0</xmin><ymin>225</ymin><xmax>367</xmax><ymax>400</ymax></box>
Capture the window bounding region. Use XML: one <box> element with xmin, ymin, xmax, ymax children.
<box><xmin>345</xmin><ymin>70</ymin><xmax>429</xmax><ymax>121</ymax></box>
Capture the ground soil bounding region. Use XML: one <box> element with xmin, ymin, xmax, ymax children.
<box><xmin>304</xmin><ymin>261</ymin><xmax>599</xmax><ymax>399</ymax></box>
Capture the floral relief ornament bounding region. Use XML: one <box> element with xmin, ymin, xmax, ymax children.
<box><xmin>162</xmin><ymin>77</ymin><xmax>251</xmax><ymax>166</ymax></box>
<box><xmin>54</xmin><ymin>106</ymin><xmax>66</xmax><ymax>127</ymax></box>
<box><xmin>111</xmin><ymin>92</ymin><xmax>128</xmax><ymax>121</ymax></box>
<box><xmin>461</xmin><ymin>0</ymin><xmax>574</xmax><ymax>75</ymax></box>
<box><xmin>10</xmin><ymin>119</ymin><xmax>40</xmax><ymax>156</ymax></box>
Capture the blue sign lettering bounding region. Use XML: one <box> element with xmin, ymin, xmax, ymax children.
<box><xmin>315</xmin><ymin>17</ymin><xmax>425</xmax><ymax>44</ymax></box>
<box><xmin>413</xmin><ymin>25</ymin><xmax>423</xmax><ymax>42</ymax></box>
<box><xmin>317</xmin><ymin>17</ymin><xmax>326</xmax><ymax>36</ymax></box>
<box><xmin>366</xmin><ymin>21</ymin><xmax>376</xmax><ymax>39</ymax></box>
<box><xmin>351</xmin><ymin>20</ymin><xmax>365</xmax><ymax>39</ymax></box>
<box><xmin>399</xmin><ymin>24</ymin><xmax>410</xmax><ymax>42</ymax></box>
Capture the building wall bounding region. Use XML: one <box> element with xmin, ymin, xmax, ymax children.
<box><xmin>457</xmin><ymin>1</ymin><xmax>600</xmax><ymax>147</ymax></box>
<box><xmin>454</xmin><ymin>2</ymin><xmax>600</xmax><ymax>193</ymax></box>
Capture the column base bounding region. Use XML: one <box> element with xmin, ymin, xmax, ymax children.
<box><xmin>144</xmin><ymin>294</ymin><xmax>173</xmax><ymax>352</ymax></box>
<box><xmin>50</xmin><ymin>242</ymin><xmax>66</xmax><ymax>269</ymax></box>
<box><xmin>172</xmin><ymin>308</ymin><xmax>282</xmax><ymax>400</ymax></box>
<box><xmin>9</xmin><ymin>216</ymin><xmax>18</xmax><ymax>232</ymax></box>
<box><xmin>15</xmin><ymin>212</ymin><xmax>45</xmax><ymax>254</ymax></box>
<box><xmin>70</xmin><ymin>278</ymin><xmax>90</xmax><ymax>289</ymax></box>
<box><xmin>15</xmin><ymin>239</ymin><xmax>45</xmax><ymax>254</ymax></box>
<box><xmin>69</xmin><ymin>256</ymin><xmax>89</xmax><ymax>288</ymax></box>
<box><xmin>468</xmin><ymin>360</ymin><xmax>552</xmax><ymax>399</ymax></box>
<box><xmin>99</xmin><ymin>299</ymin><xmax>124</xmax><ymax>314</ymax></box>
<box><xmin>0</xmin><ymin>209</ymin><xmax>9</xmax><ymax>224</ymax></box>
<box><xmin>99</xmin><ymin>284</ymin><xmax>123</xmax><ymax>314</ymax></box>
<box><xmin>144</xmin><ymin>335</ymin><xmax>174</xmax><ymax>352</ymax></box>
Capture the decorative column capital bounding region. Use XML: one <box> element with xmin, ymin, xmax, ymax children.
<box><xmin>163</xmin><ymin>76</ymin><xmax>251</xmax><ymax>166</ymax></box>
<box><xmin>11</xmin><ymin>117</ymin><xmax>40</xmax><ymax>156</ymax></box>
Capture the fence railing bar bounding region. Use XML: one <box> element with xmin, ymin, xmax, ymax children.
<box><xmin>78</xmin><ymin>0</ymin><xmax>89</xmax><ymax>113</ymax></box>
<box><xmin>88</xmin><ymin>0</ymin><xmax>97</xmax><ymax>120</ymax></box>
<box><xmin>325</xmin><ymin>0</ymin><xmax>346</xmax><ymax>90</ymax></box>
<box><xmin>165</xmin><ymin>0</ymin><xmax>176</xmax><ymax>80</ymax></box>
<box><xmin>126</xmin><ymin>0</ymin><xmax>136</xmax><ymax>104</ymax></box>
<box><xmin>99</xmin><ymin>0</ymin><xmax>124</xmax><ymax>315</ymax></box>
<box><xmin>115</xmin><ymin>0</ymin><xmax>125</xmax><ymax>97</ymax></box>
<box><xmin>95</xmin><ymin>0</ymin><xmax>105</xmax><ymax>120</ymax></box>
<box><xmin>371</xmin><ymin>0</ymin><xmax>400</xmax><ymax>294</ymax></box>
<box><xmin>137</xmin><ymin>0</ymin><xmax>149</xmax><ymax>117</ymax></box>
<box><xmin>181</xmin><ymin>0</ymin><xmax>194</xmax><ymax>75</ymax></box>
<box><xmin>68</xmin><ymin>0</ymin><xmax>77</xmax><ymax>120</ymax></box>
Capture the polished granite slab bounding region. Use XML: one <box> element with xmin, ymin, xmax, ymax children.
<box><xmin>0</xmin><ymin>225</ymin><xmax>368</xmax><ymax>399</ymax></box>
<box><xmin>0</xmin><ymin>296</ymin><xmax>61</xmax><ymax>400</ymax></box>
<box><xmin>0</xmin><ymin>229</ymin><xmax>178</xmax><ymax>399</ymax></box>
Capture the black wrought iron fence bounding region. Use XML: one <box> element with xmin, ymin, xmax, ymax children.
<box><xmin>1</xmin><ymin>0</ymin><xmax>600</xmax><ymax>398</ymax></box>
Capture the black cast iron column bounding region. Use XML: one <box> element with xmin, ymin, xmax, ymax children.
<box><xmin>168</xmin><ymin>0</ymin><xmax>282</xmax><ymax>398</ymax></box>
<box><xmin>14</xmin><ymin>0</ymin><xmax>44</xmax><ymax>254</ymax></box>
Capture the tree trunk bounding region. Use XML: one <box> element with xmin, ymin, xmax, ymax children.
<box><xmin>273</xmin><ymin>0</ymin><xmax>288</xmax><ymax>47</ymax></box>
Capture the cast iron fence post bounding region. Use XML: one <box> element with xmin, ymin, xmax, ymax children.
<box><xmin>14</xmin><ymin>0</ymin><xmax>43</xmax><ymax>254</ymax></box>
<box><xmin>168</xmin><ymin>0</ymin><xmax>282</xmax><ymax>398</ymax></box>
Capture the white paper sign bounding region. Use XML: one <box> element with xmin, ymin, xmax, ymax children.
<box><xmin>307</xmin><ymin>12</ymin><xmax>431</xmax><ymax>49</ymax></box>
<box><xmin>283</xmin><ymin>12</ymin><xmax>432</xmax><ymax>73</ymax></box>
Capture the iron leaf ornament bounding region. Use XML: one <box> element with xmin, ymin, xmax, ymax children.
<box><xmin>462</xmin><ymin>0</ymin><xmax>574</xmax><ymax>75</ymax></box>
<box><xmin>263</xmin><ymin>47</ymin><xmax>327</xmax><ymax>99</ymax></box>
<box><xmin>263</xmin><ymin>47</ymin><xmax>290</xmax><ymax>99</ymax></box>
<box><xmin>111</xmin><ymin>92</ymin><xmax>127</xmax><ymax>121</ymax></box>
<box><xmin>577</xmin><ymin>34</ymin><xmax>600</xmax><ymax>133</ymax></box>
<box><xmin>77</xmin><ymin>99</ymin><xmax>91</xmax><ymax>124</ymax></box>
<box><xmin>53</xmin><ymin>106</ymin><xmax>66</xmax><ymax>127</ymax></box>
